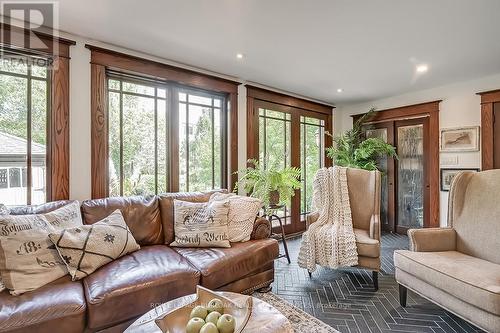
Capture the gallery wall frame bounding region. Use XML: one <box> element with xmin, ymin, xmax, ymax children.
<box><xmin>440</xmin><ymin>126</ymin><xmax>480</xmax><ymax>152</ymax></box>
<box><xmin>440</xmin><ymin>168</ymin><xmax>480</xmax><ymax>191</ymax></box>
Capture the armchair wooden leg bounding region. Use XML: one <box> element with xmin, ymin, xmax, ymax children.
<box><xmin>399</xmin><ymin>284</ymin><xmax>407</xmax><ymax>307</ymax></box>
<box><xmin>372</xmin><ymin>271</ymin><xmax>378</xmax><ymax>291</ymax></box>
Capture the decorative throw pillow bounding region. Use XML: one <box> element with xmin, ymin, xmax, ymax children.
<box><xmin>170</xmin><ymin>199</ymin><xmax>230</xmax><ymax>248</ymax></box>
<box><xmin>0</xmin><ymin>201</ymin><xmax>82</xmax><ymax>295</ymax></box>
<box><xmin>0</xmin><ymin>204</ymin><xmax>8</xmax><ymax>292</ymax></box>
<box><xmin>48</xmin><ymin>209</ymin><xmax>140</xmax><ymax>281</ymax></box>
<box><xmin>210</xmin><ymin>193</ymin><xmax>262</xmax><ymax>242</ymax></box>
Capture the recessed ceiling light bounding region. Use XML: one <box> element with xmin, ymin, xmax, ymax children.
<box><xmin>236</xmin><ymin>53</ymin><xmax>244</xmax><ymax>59</ymax></box>
<box><xmin>416</xmin><ymin>64</ymin><xmax>428</xmax><ymax>73</ymax></box>
<box><xmin>337</xmin><ymin>88</ymin><xmax>343</xmax><ymax>93</ymax></box>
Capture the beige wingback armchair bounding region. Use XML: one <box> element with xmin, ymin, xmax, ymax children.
<box><xmin>307</xmin><ymin>168</ymin><xmax>382</xmax><ymax>290</ymax></box>
<box><xmin>394</xmin><ymin>170</ymin><xmax>500</xmax><ymax>333</ymax></box>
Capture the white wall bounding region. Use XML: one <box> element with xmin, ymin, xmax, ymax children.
<box><xmin>335</xmin><ymin>73</ymin><xmax>500</xmax><ymax>226</ymax></box>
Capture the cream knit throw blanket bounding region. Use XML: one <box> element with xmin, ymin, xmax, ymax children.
<box><xmin>298</xmin><ymin>166</ymin><xmax>358</xmax><ymax>272</ymax></box>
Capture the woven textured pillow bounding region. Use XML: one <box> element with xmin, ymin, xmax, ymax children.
<box><xmin>210</xmin><ymin>193</ymin><xmax>262</xmax><ymax>242</ymax></box>
<box><xmin>0</xmin><ymin>201</ymin><xmax>82</xmax><ymax>295</ymax></box>
<box><xmin>170</xmin><ymin>199</ymin><xmax>230</xmax><ymax>248</ymax></box>
<box><xmin>48</xmin><ymin>209</ymin><xmax>140</xmax><ymax>280</ymax></box>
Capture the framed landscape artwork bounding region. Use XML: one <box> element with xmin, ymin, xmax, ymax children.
<box><xmin>440</xmin><ymin>168</ymin><xmax>480</xmax><ymax>191</ymax></box>
<box><xmin>440</xmin><ymin>126</ymin><xmax>480</xmax><ymax>152</ymax></box>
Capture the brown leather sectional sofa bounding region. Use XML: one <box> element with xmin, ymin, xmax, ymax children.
<box><xmin>0</xmin><ymin>191</ymin><xmax>279</xmax><ymax>333</ymax></box>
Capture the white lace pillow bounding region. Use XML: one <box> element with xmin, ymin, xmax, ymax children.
<box><xmin>210</xmin><ymin>193</ymin><xmax>262</xmax><ymax>242</ymax></box>
<box><xmin>170</xmin><ymin>200</ymin><xmax>230</xmax><ymax>248</ymax></box>
<box><xmin>0</xmin><ymin>201</ymin><xmax>83</xmax><ymax>295</ymax></box>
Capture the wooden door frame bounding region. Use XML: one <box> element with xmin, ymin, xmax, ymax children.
<box><xmin>246</xmin><ymin>85</ymin><xmax>334</xmax><ymax>235</ymax></box>
<box><xmin>477</xmin><ymin>89</ymin><xmax>500</xmax><ymax>170</ymax></box>
<box><xmin>352</xmin><ymin>100</ymin><xmax>441</xmax><ymax>228</ymax></box>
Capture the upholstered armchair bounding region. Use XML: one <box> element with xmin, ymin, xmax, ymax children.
<box><xmin>307</xmin><ymin>168</ymin><xmax>382</xmax><ymax>290</ymax></box>
<box><xmin>394</xmin><ymin>170</ymin><xmax>500</xmax><ymax>332</ymax></box>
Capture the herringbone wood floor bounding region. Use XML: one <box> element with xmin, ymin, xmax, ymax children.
<box><xmin>272</xmin><ymin>233</ymin><xmax>484</xmax><ymax>333</ymax></box>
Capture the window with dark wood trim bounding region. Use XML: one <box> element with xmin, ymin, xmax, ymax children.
<box><xmin>88</xmin><ymin>45</ymin><xmax>238</xmax><ymax>198</ymax></box>
<box><xmin>246</xmin><ymin>85</ymin><xmax>333</xmax><ymax>235</ymax></box>
<box><xmin>0</xmin><ymin>24</ymin><xmax>74</xmax><ymax>204</ymax></box>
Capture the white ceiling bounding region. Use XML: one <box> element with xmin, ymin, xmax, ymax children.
<box><xmin>53</xmin><ymin>0</ymin><xmax>500</xmax><ymax>105</ymax></box>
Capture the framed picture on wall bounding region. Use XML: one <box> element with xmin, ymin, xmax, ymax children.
<box><xmin>440</xmin><ymin>168</ymin><xmax>480</xmax><ymax>191</ymax></box>
<box><xmin>440</xmin><ymin>126</ymin><xmax>480</xmax><ymax>152</ymax></box>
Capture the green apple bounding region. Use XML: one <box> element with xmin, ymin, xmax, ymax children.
<box><xmin>190</xmin><ymin>305</ymin><xmax>208</xmax><ymax>320</ymax></box>
<box><xmin>186</xmin><ymin>317</ymin><xmax>205</xmax><ymax>333</ymax></box>
<box><xmin>200</xmin><ymin>322</ymin><xmax>219</xmax><ymax>333</ymax></box>
<box><xmin>207</xmin><ymin>298</ymin><xmax>224</xmax><ymax>314</ymax></box>
<box><xmin>217</xmin><ymin>314</ymin><xmax>236</xmax><ymax>333</ymax></box>
<box><xmin>205</xmin><ymin>311</ymin><xmax>221</xmax><ymax>325</ymax></box>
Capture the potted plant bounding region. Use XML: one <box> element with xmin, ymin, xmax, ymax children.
<box><xmin>326</xmin><ymin>109</ymin><xmax>398</xmax><ymax>170</ymax></box>
<box><xmin>234</xmin><ymin>159</ymin><xmax>301</xmax><ymax>208</ymax></box>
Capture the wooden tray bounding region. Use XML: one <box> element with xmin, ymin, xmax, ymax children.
<box><xmin>155</xmin><ymin>286</ymin><xmax>252</xmax><ymax>333</ymax></box>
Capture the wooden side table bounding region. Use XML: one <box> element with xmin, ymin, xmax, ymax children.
<box><xmin>265</xmin><ymin>205</ymin><xmax>291</xmax><ymax>264</ymax></box>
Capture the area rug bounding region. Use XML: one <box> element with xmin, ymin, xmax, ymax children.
<box><xmin>254</xmin><ymin>292</ymin><xmax>340</xmax><ymax>333</ymax></box>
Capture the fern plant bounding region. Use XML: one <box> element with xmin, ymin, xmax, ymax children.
<box><xmin>326</xmin><ymin>108</ymin><xmax>398</xmax><ymax>171</ymax></box>
<box><xmin>234</xmin><ymin>159</ymin><xmax>301</xmax><ymax>208</ymax></box>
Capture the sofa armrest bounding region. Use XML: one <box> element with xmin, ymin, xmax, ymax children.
<box><xmin>306</xmin><ymin>211</ymin><xmax>319</xmax><ymax>229</ymax></box>
<box><xmin>408</xmin><ymin>228</ymin><xmax>457</xmax><ymax>252</ymax></box>
<box><xmin>251</xmin><ymin>216</ymin><xmax>272</xmax><ymax>240</ymax></box>
<box><xmin>369</xmin><ymin>214</ymin><xmax>381</xmax><ymax>240</ymax></box>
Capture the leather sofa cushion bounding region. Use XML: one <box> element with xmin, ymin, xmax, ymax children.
<box><xmin>394</xmin><ymin>250</ymin><xmax>500</xmax><ymax>314</ymax></box>
<box><xmin>354</xmin><ymin>228</ymin><xmax>380</xmax><ymax>258</ymax></box>
<box><xmin>173</xmin><ymin>239</ymin><xmax>279</xmax><ymax>290</ymax></box>
<box><xmin>83</xmin><ymin>245</ymin><xmax>200</xmax><ymax>330</ymax></box>
<box><xmin>158</xmin><ymin>190</ymin><xmax>225</xmax><ymax>244</ymax></box>
<box><xmin>0</xmin><ymin>276</ymin><xmax>86</xmax><ymax>333</ymax></box>
<box><xmin>81</xmin><ymin>195</ymin><xmax>163</xmax><ymax>245</ymax></box>
<box><xmin>7</xmin><ymin>200</ymin><xmax>76</xmax><ymax>215</ymax></box>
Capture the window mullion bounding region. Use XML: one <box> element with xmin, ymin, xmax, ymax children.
<box><xmin>263</xmin><ymin>111</ymin><xmax>267</xmax><ymax>169</ymax></box>
<box><xmin>154</xmin><ymin>88</ymin><xmax>158</xmax><ymax>194</ymax></box>
<box><xmin>168</xmin><ymin>85</ymin><xmax>179</xmax><ymax>192</ymax></box>
<box><xmin>185</xmin><ymin>95</ymin><xmax>190</xmax><ymax>192</ymax></box>
<box><xmin>46</xmin><ymin>67</ymin><xmax>52</xmax><ymax>202</ymax></box>
<box><xmin>283</xmin><ymin>116</ymin><xmax>287</xmax><ymax>168</ymax></box>
<box><xmin>119</xmin><ymin>80</ymin><xmax>124</xmax><ymax>196</ymax></box>
<box><xmin>26</xmin><ymin>64</ymin><xmax>32</xmax><ymax>205</ymax></box>
<box><xmin>211</xmin><ymin>99</ymin><xmax>215</xmax><ymax>189</ymax></box>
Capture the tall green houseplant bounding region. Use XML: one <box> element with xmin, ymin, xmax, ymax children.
<box><xmin>327</xmin><ymin>109</ymin><xmax>398</xmax><ymax>170</ymax></box>
<box><xmin>235</xmin><ymin>159</ymin><xmax>301</xmax><ymax>208</ymax></box>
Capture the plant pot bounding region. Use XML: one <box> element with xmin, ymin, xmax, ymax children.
<box><xmin>269</xmin><ymin>190</ymin><xmax>280</xmax><ymax>206</ymax></box>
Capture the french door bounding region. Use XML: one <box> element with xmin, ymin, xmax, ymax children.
<box><xmin>250</xmin><ymin>99</ymin><xmax>331</xmax><ymax>235</ymax></box>
<box><xmin>364</xmin><ymin>117</ymin><xmax>430</xmax><ymax>234</ymax></box>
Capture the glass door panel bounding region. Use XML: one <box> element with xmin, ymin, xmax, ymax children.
<box><xmin>258</xmin><ymin>108</ymin><xmax>292</xmax><ymax>226</ymax></box>
<box><xmin>396</xmin><ymin>123</ymin><xmax>425</xmax><ymax>229</ymax></box>
<box><xmin>365</xmin><ymin>127</ymin><xmax>390</xmax><ymax>231</ymax></box>
<box><xmin>300</xmin><ymin>116</ymin><xmax>325</xmax><ymax>220</ymax></box>
<box><xmin>254</xmin><ymin>100</ymin><xmax>329</xmax><ymax>235</ymax></box>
